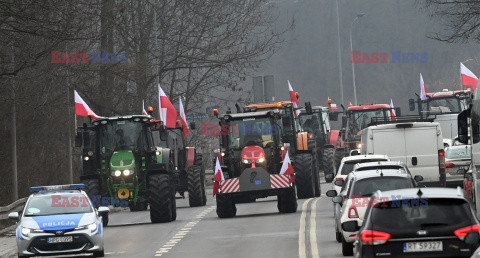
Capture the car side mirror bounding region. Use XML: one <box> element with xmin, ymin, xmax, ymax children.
<box><xmin>334</xmin><ymin>180</ymin><xmax>344</xmax><ymax>187</ymax></box>
<box><xmin>465</xmin><ymin>231</ymin><xmax>480</xmax><ymax>245</ymax></box>
<box><xmin>159</xmin><ymin>127</ymin><xmax>168</xmax><ymax>141</ymax></box>
<box><xmin>305</xmin><ymin>102</ymin><xmax>313</xmax><ymax>115</ymax></box>
<box><xmin>75</xmin><ymin>132</ymin><xmax>83</xmax><ymax>147</ymax></box>
<box><xmin>414</xmin><ymin>175</ymin><xmax>423</xmax><ymax>182</ymax></box>
<box><xmin>332</xmin><ymin>196</ymin><xmax>343</xmax><ymax>204</ymax></box>
<box><xmin>325</xmin><ymin>174</ymin><xmax>334</xmax><ymax>182</ymax></box>
<box><xmin>395</xmin><ymin>107</ymin><xmax>401</xmax><ymax>117</ymax></box>
<box><xmin>8</xmin><ymin>212</ymin><xmax>19</xmax><ymax>221</ymax></box>
<box><xmin>342</xmin><ymin>221</ymin><xmax>360</xmax><ymax>232</ymax></box>
<box><xmin>326</xmin><ymin>190</ymin><xmax>337</xmax><ymax>197</ymax></box>
<box><xmin>190</xmin><ymin>122</ymin><xmax>196</xmax><ymax>130</ymax></box>
<box><xmin>342</xmin><ymin>116</ymin><xmax>347</xmax><ymax>128</ymax></box>
<box><xmin>97</xmin><ymin>207</ymin><xmax>109</xmax><ymax>215</ymax></box>
<box><xmin>409</xmin><ymin>99</ymin><xmax>415</xmax><ymax>111</ymax></box>
<box><xmin>458</xmin><ymin>108</ymin><xmax>470</xmax><ymax>144</ymax></box>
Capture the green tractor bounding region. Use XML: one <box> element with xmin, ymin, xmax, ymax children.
<box><xmin>153</xmin><ymin>120</ymin><xmax>207</xmax><ymax>207</ymax></box>
<box><xmin>75</xmin><ymin>115</ymin><xmax>177</xmax><ymax>224</ymax></box>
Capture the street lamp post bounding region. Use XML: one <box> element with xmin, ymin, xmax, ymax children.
<box><xmin>335</xmin><ymin>0</ymin><xmax>344</xmax><ymax>106</ymax></box>
<box><xmin>350</xmin><ymin>13</ymin><xmax>365</xmax><ymax>106</ymax></box>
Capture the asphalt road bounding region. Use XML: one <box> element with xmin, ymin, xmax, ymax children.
<box><xmin>8</xmin><ymin>182</ymin><xmax>343</xmax><ymax>258</ymax></box>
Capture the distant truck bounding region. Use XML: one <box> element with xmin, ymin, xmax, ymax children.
<box><xmin>409</xmin><ymin>89</ymin><xmax>471</xmax><ymax>140</ymax></box>
<box><xmin>360</xmin><ymin>118</ymin><xmax>446</xmax><ymax>187</ymax></box>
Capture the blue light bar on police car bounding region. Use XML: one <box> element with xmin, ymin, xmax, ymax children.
<box><xmin>29</xmin><ymin>184</ymin><xmax>85</xmax><ymax>192</ymax></box>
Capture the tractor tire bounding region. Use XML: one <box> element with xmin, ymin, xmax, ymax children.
<box><xmin>334</xmin><ymin>148</ymin><xmax>346</xmax><ymax>171</ymax></box>
<box><xmin>323</xmin><ymin>148</ymin><xmax>336</xmax><ymax>183</ymax></box>
<box><xmin>187</xmin><ymin>165</ymin><xmax>206</xmax><ymax>207</ymax></box>
<box><xmin>201</xmin><ymin>170</ymin><xmax>207</xmax><ymax>205</ymax></box>
<box><xmin>294</xmin><ymin>153</ymin><xmax>315</xmax><ymax>199</ymax></box>
<box><xmin>148</xmin><ymin>174</ymin><xmax>176</xmax><ymax>223</ymax></box>
<box><xmin>278</xmin><ymin>187</ymin><xmax>297</xmax><ymax>213</ymax></box>
<box><xmin>81</xmin><ymin>179</ymin><xmax>101</xmax><ymax>207</ymax></box>
<box><xmin>216</xmin><ymin>193</ymin><xmax>236</xmax><ymax>218</ymax></box>
<box><xmin>314</xmin><ymin>170</ymin><xmax>321</xmax><ymax>197</ymax></box>
<box><xmin>194</xmin><ymin>154</ymin><xmax>203</xmax><ymax>166</ymax></box>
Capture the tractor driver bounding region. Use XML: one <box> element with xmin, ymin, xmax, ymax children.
<box><xmin>115</xmin><ymin>129</ymin><xmax>133</xmax><ymax>147</ymax></box>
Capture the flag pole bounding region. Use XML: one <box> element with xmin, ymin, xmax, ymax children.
<box><xmin>460</xmin><ymin>62</ymin><xmax>463</xmax><ymax>91</ymax></box>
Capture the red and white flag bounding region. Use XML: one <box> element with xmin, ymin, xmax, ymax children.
<box><xmin>179</xmin><ymin>98</ymin><xmax>189</xmax><ymax>137</ymax></box>
<box><xmin>461</xmin><ymin>63</ymin><xmax>478</xmax><ymax>90</ymax></box>
<box><xmin>213</xmin><ymin>157</ymin><xmax>225</xmax><ymax>196</ymax></box>
<box><xmin>279</xmin><ymin>151</ymin><xmax>295</xmax><ymax>183</ymax></box>
<box><xmin>142</xmin><ymin>100</ymin><xmax>148</xmax><ymax>116</ymax></box>
<box><xmin>74</xmin><ymin>90</ymin><xmax>102</xmax><ymax>119</ymax></box>
<box><xmin>288</xmin><ymin>80</ymin><xmax>300</xmax><ymax>118</ymax></box>
<box><xmin>420</xmin><ymin>73</ymin><xmax>427</xmax><ymax>101</ymax></box>
<box><xmin>158</xmin><ymin>85</ymin><xmax>178</xmax><ymax>128</ymax></box>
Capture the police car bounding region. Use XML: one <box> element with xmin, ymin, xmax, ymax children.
<box><xmin>8</xmin><ymin>184</ymin><xmax>108</xmax><ymax>257</ymax></box>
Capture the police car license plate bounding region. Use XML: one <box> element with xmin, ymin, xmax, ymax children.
<box><xmin>47</xmin><ymin>236</ymin><xmax>73</xmax><ymax>243</ymax></box>
<box><xmin>403</xmin><ymin>241</ymin><xmax>442</xmax><ymax>252</ymax></box>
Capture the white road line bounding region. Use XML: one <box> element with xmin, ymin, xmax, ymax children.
<box><xmin>154</xmin><ymin>206</ymin><xmax>216</xmax><ymax>257</ymax></box>
<box><xmin>310</xmin><ymin>198</ymin><xmax>320</xmax><ymax>258</ymax></box>
<box><xmin>299</xmin><ymin>198</ymin><xmax>313</xmax><ymax>258</ymax></box>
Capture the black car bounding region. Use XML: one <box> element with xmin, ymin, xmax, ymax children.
<box><xmin>343</xmin><ymin>187</ymin><xmax>480</xmax><ymax>257</ymax></box>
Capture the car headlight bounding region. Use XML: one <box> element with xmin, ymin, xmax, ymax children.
<box><xmin>21</xmin><ymin>227</ymin><xmax>30</xmax><ymax>237</ymax></box>
<box><xmin>75</xmin><ymin>223</ymin><xmax>97</xmax><ymax>233</ymax></box>
<box><xmin>257</xmin><ymin>157</ymin><xmax>265</xmax><ymax>163</ymax></box>
<box><xmin>123</xmin><ymin>169</ymin><xmax>131</xmax><ymax>176</ymax></box>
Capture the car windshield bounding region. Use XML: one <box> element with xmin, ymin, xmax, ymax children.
<box><xmin>427</xmin><ymin>97</ymin><xmax>464</xmax><ymax>113</ymax></box>
<box><xmin>446</xmin><ymin>146</ymin><xmax>471</xmax><ymax>159</ymax></box>
<box><xmin>341</xmin><ymin>159</ymin><xmax>388</xmax><ymax>175</ymax></box>
<box><xmin>355</xmin><ymin>165</ymin><xmax>405</xmax><ymax>172</ymax></box>
<box><xmin>350</xmin><ymin>109</ymin><xmax>390</xmax><ymax>132</ymax></box>
<box><xmin>24</xmin><ymin>193</ymin><xmax>93</xmax><ymax>216</ymax></box>
<box><xmin>350</xmin><ymin>176</ymin><xmax>413</xmax><ymax>197</ymax></box>
<box><xmin>227</xmin><ymin>117</ymin><xmax>279</xmax><ymax>149</ymax></box>
<box><xmin>98</xmin><ymin>119</ymin><xmax>149</xmax><ymax>154</ymax></box>
<box><xmin>298</xmin><ymin>113</ymin><xmax>324</xmax><ymax>138</ymax></box>
<box><xmin>371</xmin><ymin>198</ymin><xmax>474</xmax><ymax>233</ymax></box>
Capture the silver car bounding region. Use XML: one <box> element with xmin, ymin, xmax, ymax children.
<box><xmin>8</xmin><ymin>184</ymin><xmax>108</xmax><ymax>257</ymax></box>
<box><xmin>445</xmin><ymin>145</ymin><xmax>471</xmax><ymax>186</ymax></box>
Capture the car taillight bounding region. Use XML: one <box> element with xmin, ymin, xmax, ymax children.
<box><xmin>335</xmin><ymin>178</ymin><xmax>344</xmax><ymax>182</ymax></box>
<box><xmin>348</xmin><ymin>206</ymin><xmax>359</xmax><ymax>218</ymax></box>
<box><xmin>361</xmin><ymin>230</ymin><xmax>391</xmax><ymax>245</ymax></box>
<box><xmin>438</xmin><ymin>149</ymin><xmax>446</xmax><ymax>173</ymax></box>
<box><xmin>445</xmin><ymin>162</ymin><xmax>455</xmax><ymax>168</ymax></box>
<box><xmin>454</xmin><ymin>225</ymin><xmax>480</xmax><ymax>240</ymax></box>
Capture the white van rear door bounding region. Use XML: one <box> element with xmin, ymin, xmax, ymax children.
<box><xmin>404</xmin><ymin>126</ymin><xmax>439</xmax><ymax>182</ymax></box>
<box><xmin>372</xmin><ymin>128</ymin><xmax>406</xmax><ymax>164</ymax></box>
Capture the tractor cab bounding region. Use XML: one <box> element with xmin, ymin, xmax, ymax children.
<box><xmin>345</xmin><ymin>104</ymin><xmax>393</xmax><ymax>133</ymax></box>
<box><xmin>409</xmin><ymin>89</ymin><xmax>471</xmax><ymax>116</ymax></box>
<box><xmin>218</xmin><ymin>110</ymin><xmax>283</xmax><ymax>178</ymax></box>
<box><xmin>298</xmin><ymin>106</ymin><xmax>331</xmax><ymax>146</ymax></box>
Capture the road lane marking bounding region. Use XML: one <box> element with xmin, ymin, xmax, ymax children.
<box><xmin>309</xmin><ymin>198</ymin><xmax>319</xmax><ymax>257</ymax></box>
<box><xmin>154</xmin><ymin>206</ymin><xmax>216</xmax><ymax>256</ymax></box>
<box><xmin>299</xmin><ymin>198</ymin><xmax>313</xmax><ymax>258</ymax></box>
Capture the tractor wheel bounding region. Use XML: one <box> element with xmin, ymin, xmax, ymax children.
<box><xmin>334</xmin><ymin>148</ymin><xmax>346</xmax><ymax>171</ymax></box>
<box><xmin>323</xmin><ymin>148</ymin><xmax>336</xmax><ymax>183</ymax></box>
<box><xmin>216</xmin><ymin>193</ymin><xmax>236</xmax><ymax>218</ymax></box>
<box><xmin>201</xmin><ymin>169</ymin><xmax>207</xmax><ymax>205</ymax></box>
<box><xmin>148</xmin><ymin>174</ymin><xmax>176</xmax><ymax>223</ymax></box>
<box><xmin>278</xmin><ymin>187</ymin><xmax>297</xmax><ymax>213</ymax></box>
<box><xmin>294</xmin><ymin>153</ymin><xmax>315</xmax><ymax>199</ymax></box>
<box><xmin>81</xmin><ymin>179</ymin><xmax>101</xmax><ymax>207</ymax></box>
<box><xmin>314</xmin><ymin>169</ymin><xmax>321</xmax><ymax>197</ymax></box>
<box><xmin>194</xmin><ymin>154</ymin><xmax>203</xmax><ymax>166</ymax></box>
<box><xmin>187</xmin><ymin>165</ymin><xmax>206</xmax><ymax>207</ymax></box>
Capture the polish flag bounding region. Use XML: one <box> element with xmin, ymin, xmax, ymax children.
<box><xmin>420</xmin><ymin>73</ymin><xmax>427</xmax><ymax>101</ymax></box>
<box><xmin>288</xmin><ymin>81</ymin><xmax>300</xmax><ymax>118</ymax></box>
<box><xmin>461</xmin><ymin>63</ymin><xmax>478</xmax><ymax>90</ymax></box>
<box><xmin>279</xmin><ymin>151</ymin><xmax>295</xmax><ymax>183</ymax></box>
<box><xmin>142</xmin><ymin>100</ymin><xmax>148</xmax><ymax>116</ymax></box>
<box><xmin>390</xmin><ymin>99</ymin><xmax>396</xmax><ymax>120</ymax></box>
<box><xmin>158</xmin><ymin>85</ymin><xmax>178</xmax><ymax>128</ymax></box>
<box><xmin>179</xmin><ymin>98</ymin><xmax>189</xmax><ymax>137</ymax></box>
<box><xmin>74</xmin><ymin>90</ymin><xmax>102</xmax><ymax>119</ymax></box>
<box><xmin>213</xmin><ymin>157</ymin><xmax>225</xmax><ymax>196</ymax></box>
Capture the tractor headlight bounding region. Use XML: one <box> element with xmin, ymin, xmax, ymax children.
<box><xmin>113</xmin><ymin>170</ymin><xmax>121</xmax><ymax>177</ymax></box>
<box><xmin>242</xmin><ymin>159</ymin><xmax>250</xmax><ymax>164</ymax></box>
<box><xmin>257</xmin><ymin>157</ymin><xmax>265</xmax><ymax>163</ymax></box>
<box><xmin>221</xmin><ymin>152</ymin><xmax>225</xmax><ymax>157</ymax></box>
<box><xmin>123</xmin><ymin>169</ymin><xmax>131</xmax><ymax>176</ymax></box>
<box><xmin>83</xmin><ymin>156</ymin><xmax>89</xmax><ymax>161</ymax></box>
<box><xmin>357</xmin><ymin>143</ymin><xmax>362</xmax><ymax>149</ymax></box>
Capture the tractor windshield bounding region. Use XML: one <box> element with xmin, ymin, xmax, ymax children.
<box><xmin>97</xmin><ymin>120</ymin><xmax>150</xmax><ymax>155</ymax></box>
<box><xmin>227</xmin><ymin>117</ymin><xmax>279</xmax><ymax>149</ymax></box>
<box><xmin>349</xmin><ymin>109</ymin><xmax>391</xmax><ymax>132</ymax></box>
<box><xmin>424</xmin><ymin>97</ymin><xmax>466</xmax><ymax>113</ymax></box>
<box><xmin>299</xmin><ymin>113</ymin><xmax>324</xmax><ymax>139</ymax></box>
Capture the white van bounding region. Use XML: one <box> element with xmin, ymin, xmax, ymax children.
<box><xmin>360</xmin><ymin>121</ymin><xmax>445</xmax><ymax>186</ymax></box>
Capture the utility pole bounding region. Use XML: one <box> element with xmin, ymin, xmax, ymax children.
<box><xmin>350</xmin><ymin>13</ymin><xmax>365</xmax><ymax>106</ymax></box>
<box><xmin>335</xmin><ymin>0</ymin><xmax>344</xmax><ymax>105</ymax></box>
<box><xmin>11</xmin><ymin>42</ymin><xmax>18</xmax><ymax>201</ymax></box>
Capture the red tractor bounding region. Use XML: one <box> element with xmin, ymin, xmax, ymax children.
<box><xmin>335</xmin><ymin>104</ymin><xmax>398</xmax><ymax>167</ymax></box>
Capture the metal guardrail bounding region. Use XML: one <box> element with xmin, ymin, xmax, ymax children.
<box><xmin>0</xmin><ymin>198</ymin><xmax>26</xmax><ymax>234</ymax></box>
